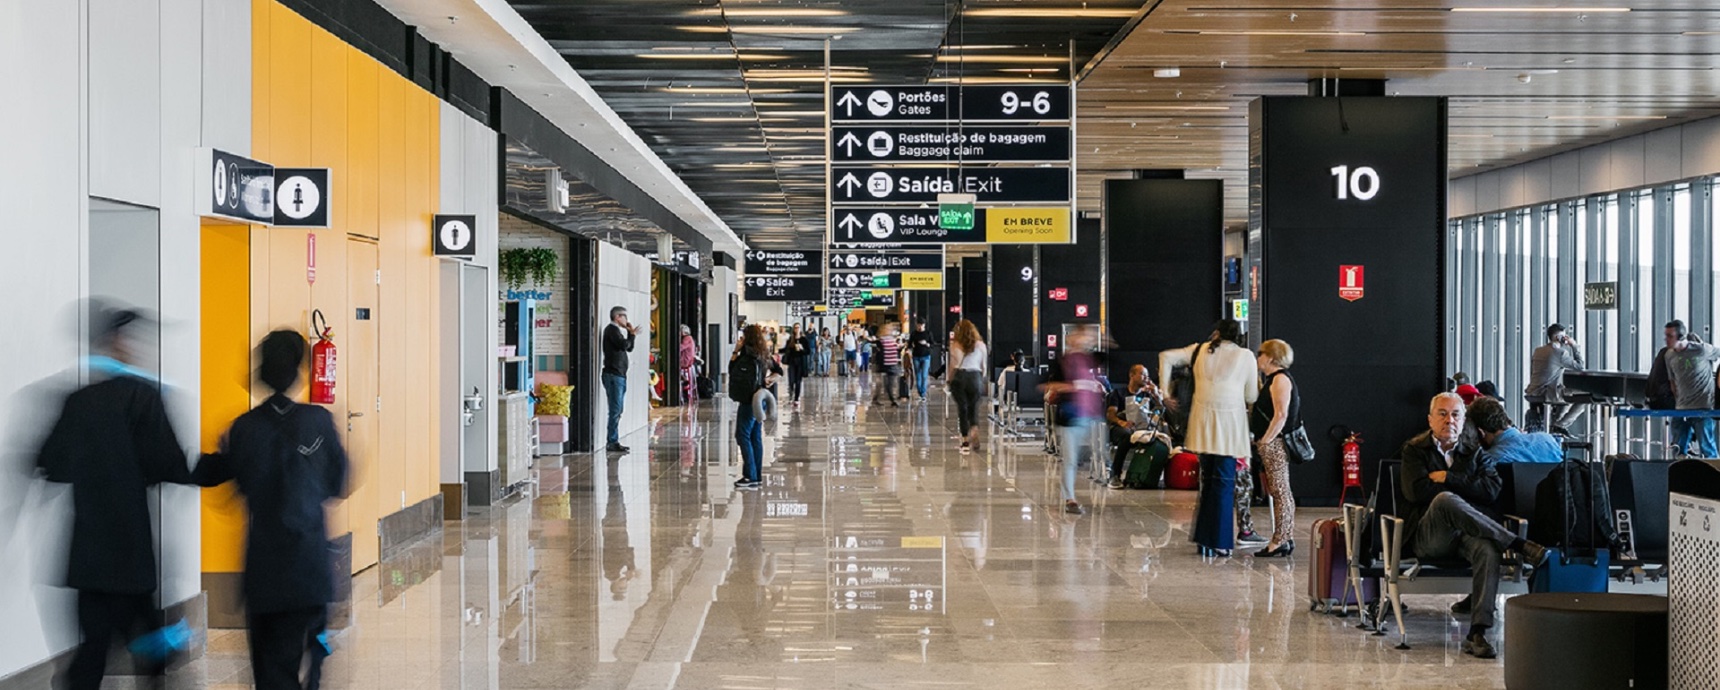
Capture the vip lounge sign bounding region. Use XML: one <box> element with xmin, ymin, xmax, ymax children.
<box><xmin>1339</xmin><ymin>265</ymin><xmax>1365</xmax><ymax>302</ymax></box>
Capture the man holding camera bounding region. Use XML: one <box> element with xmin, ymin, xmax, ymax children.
<box><xmin>1525</xmin><ymin>324</ymin><xmax>1586</xmax><ymax>435</ymax></box>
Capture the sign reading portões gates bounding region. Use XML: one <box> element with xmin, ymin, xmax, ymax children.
<box><xmin>831</xmin><ymin>85</ymin><xmax>1071</xmax><ymax>123</ymax></box>
<box><xmin>832</xmin><ymin>126</ymin><xmax>1070</xmax><ymax>164</ymax></box>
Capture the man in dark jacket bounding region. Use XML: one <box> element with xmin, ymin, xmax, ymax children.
<box><xmin>36</xmin><ymin>308</ymin><xmax>196</xmax><ymax>690</ymax></box>
<box><xmin>1400</xmin><ymin>392</ymin><xmax>1547</xmax><ymax>660</ymax></box>
<box><xmin>602</xmin><ymin>306</ymin><xmax>639</xmax><ymax>453</ymax></box>
<box><xmin>193</xmin><ymin>330</ymin><xmax>349</xmax><ymax>689</ymax></box>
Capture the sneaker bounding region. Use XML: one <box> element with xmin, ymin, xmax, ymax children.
<box><xmin>1064</xmin><ymin>501</ymin><xmax>1084</xmax><ymax>515</ymax></box>
<box><xmin>960</xmin><ymin>442</ymin><xmax>972</xmax><ymax>454</ymax></box>
<box><xmin>1462</xmin><ymin>632</ymin><xmax>1497</xmax><ymax>659</ymax></box>
<box><xmin>1107</xmin><ymin>479</ymin><xmax>1124</xmax><ymax>489</ymax></box>
<box><xmin>606</xmin><ymin>443</ymin><xmax>630</xmax><ymax>453</ymax></box>
<box><xmin>733</xmin><ymin>478</ymin><xmax>761</xmax><ymax>489</ymax></box>
<box><xmin>1237</xmin><ymin>531</ymin><xmax>1267</xmax><ymax>544</ymax></box>
<box><xmin>1450</xmin><ymin>597</ymin><xmax>1472</xmax><ymax>616</ymax></box>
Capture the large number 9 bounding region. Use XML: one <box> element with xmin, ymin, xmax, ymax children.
<box><xmin>1001</xmin><ymin>92</ymin><xmax>1020</xmax><ymax>115</ymax></box>
<box><xmin>1329</xmin><ymin>165</ymin><xmax>1381</xmax><ymax>201</ymax></box>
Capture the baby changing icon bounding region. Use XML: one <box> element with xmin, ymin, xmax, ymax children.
<box><xmin>1339</xmin><ymin>265</ymin><xmax>1365</xmax><ymax>302</ymax></box>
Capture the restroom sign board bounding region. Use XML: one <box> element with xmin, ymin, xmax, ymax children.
<box><xmin>1339</xmin><ymin>265</ymin><xmax>1365</xmax><ymax>302</ymax></box>
<box><xmin>434</xmin><ymin>215</ymin><xmax>478</xmax><ymax>257</ymax></box>
<box><xmin>272</xmin><ymin>168</ymin><xmax>331</xmax><ymax>227</ymax></box>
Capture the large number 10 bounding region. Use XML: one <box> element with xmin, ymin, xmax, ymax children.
<box><xmin>1329</xmin><ymin>165</ymin><xmax>1381</xmax><ymax>201</ymax></box>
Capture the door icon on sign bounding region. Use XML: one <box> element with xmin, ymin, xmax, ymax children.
<box><xmin>867</xmin><ymin>212</ymin><xmax>895</xmax><ymax>239</ymax></box>
<box><xmin>867</xmin><ymin>172</ymin><xmax>893</xmax><ymax>198</ymax></box>
<box><xmin>867</xmin><ymin>131</ymin><xmax>894</xmax><ymax>157</ymax></box>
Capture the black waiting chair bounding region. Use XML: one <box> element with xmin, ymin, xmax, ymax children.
<box><xmin>1609</xmin><ymin>458</ymin><xmax>1671</xmax><ymax>577</ymax></box>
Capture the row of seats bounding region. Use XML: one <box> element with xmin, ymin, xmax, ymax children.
<box><xmin>1338</xmin><ymin>458</ymin><xmax>1671</xmax><ymax>649</ymax></box>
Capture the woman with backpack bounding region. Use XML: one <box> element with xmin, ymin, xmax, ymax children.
<box><xmin>729</xmin><ymin>324</ymin><xmax>777</xmax><ymax>489</ymax></box>
<box><xmin>1251</xmin><ymin>339</ymin><xmax>1300</xmax><ymax>558</ymax></box>
<box><xmin>1160</xmin><ymin>319</ymin><xmax>1257</xmax><ymax>557</ymax></box>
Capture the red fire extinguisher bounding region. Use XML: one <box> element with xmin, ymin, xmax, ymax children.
<box><xmin>1338</xmin><ymin>430</ymin><xmax>1364</xmax><ymax>505</ymax></box>
<box><xmin>310</xmin><ymin>309</ymin><xmax>337</xmax><ymax>405</ymax></box>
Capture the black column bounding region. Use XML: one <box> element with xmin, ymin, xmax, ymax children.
<box><xmin>1104</xmin><ymin>179</ymin><xmax>1224</xmax><ymax>383</ymax></box>
<box><xmin>991</xmin><ymin>245</ymin><xmax>1036</xmax><ymax>372</ymax></box>
<box><xmin>1040</xmin><ymin>217</ymin><xmax>1102</xmax><ymax>369</ymax></box>
<box><xmin>961</xmin><ymin>256</ymin><xmax>988</xmax><ymax>341</ymax></box>
<box><xmin>568</xmin><ymin>235</ymin><xmax>597</xmax><ymax>452</ymax></box>
<box><xmin>1251</xmin><ymin>95</ymin><xmax>1448</xmax><ymax>506</ymax></box>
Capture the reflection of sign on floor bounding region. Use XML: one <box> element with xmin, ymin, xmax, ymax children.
<box><xmin>830</xmin><ymin>535</ymin><xmax>945</xmax><ymax>613</ymax></box>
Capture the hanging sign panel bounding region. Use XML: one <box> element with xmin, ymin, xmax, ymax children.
<box><xmin>831</xmin><ymin>85</ymin><xmax>1071</xmax><ymax>123</ymax></box>
<box><xmin>832</xmin><ymin>166</ymin><xmax>1070</xmax><ymax>204</ymax></box>
<box><xmin>197</xmin><ymin>148</ymin><xmax>275</xmax><ymax>224</ymax></box>
<box><xmin>744</xmin><ymin>249</ymin><xmax>825</xmax><ymax>276</ymax></box>
<box><xmin>826</xmin><ymin>250</ymin><xmax>944</xmax><ymax>271</ymax></box>
<box><xmin>826</xmin><ymin>271</ymin><xmax>945</xmax><ymax>291</ymax></box>
<box><xmin>833</xmin><ymin>207</ymin><xmax>982</xmax><ymax>244</ymax></box>
<box><xmin>831</xmin><ymin>126</ymin><xmax>1070</xmax><ymax>164</ymax></box>
<box><xmin>744</xmin><ymin>276</ymin><xmax>823</xmax><ymax>302</ymax></box>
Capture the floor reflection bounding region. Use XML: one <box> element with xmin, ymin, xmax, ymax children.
<box><xmin>183</xmin><ymin>376</ymin><xmax>1516</xmax><ymax>690</ymax></box>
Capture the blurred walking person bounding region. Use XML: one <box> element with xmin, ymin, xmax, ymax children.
<box><xmin>36</xmin><ymin>306</ymin><xmax>198</xmax><ymax>690</ymax></box>
<box><xmin>948</xmin><ymin>319</ymin><xmax>988</xmax><ymax>453</ymax></box>
<box><xmin>193</xmin><ymin>330</ymin><xmax>349</xmax><ymax>689</ymax></box>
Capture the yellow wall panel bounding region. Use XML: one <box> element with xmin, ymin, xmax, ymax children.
<box><xmin>226</xmin><ymin>0</ymin><xmax>446</xmax><ymax>578</ymax></box>
<box><xmin>200</xmin><ymin>224</ymin><xmax>251</xmax><ymax>573</ymax></box>
<box><xmin>267</xmin><ymin>1</ymin><xmax>312</xmax><ymax>166</ymax></box>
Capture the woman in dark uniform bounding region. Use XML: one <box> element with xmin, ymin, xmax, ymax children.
<box><xmin>194</xmin><ymin>330</ymin><xmax>349</xmax><ymax>690</ymax></box>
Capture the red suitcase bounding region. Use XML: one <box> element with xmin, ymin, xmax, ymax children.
<box><xmin>1165</xmin><ymin>452</ymin><xmax>1200</xmax><ymax>490</ymax></box>
<box><xmin>1308</xmin><ymin>517</ymin><xmax>1376</xmax><ymax>614</ymax></box>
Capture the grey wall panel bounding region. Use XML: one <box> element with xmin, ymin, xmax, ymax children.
<box><xmin>1579</xmin><ymin>145</ymin><xmax>1613</xmax><ymax>197</ymax></box>
<box><xmin>1550</xmin><ymin>151</ymin><xmax>1582</xmax><ymax>201</ymax></box>
<box><xmin>439</xmin><ymin>103</ymin><xmax>501</xmax><ymax>477</ymax></box>
<box><xmin>1450</xmin><ymin>175</ymin><xmax>1477</xmax><ymax>217</ymax></box>
<box><xmin>1476</xmin><ymin>171</ymin><xmax>1502</xmax><ymax>213</ymax></box>
<box><xmin>1682</xmin><ymin>117</ymin><xmax>1720</xmax><ymax>180</ymax></box>
<box><xmin>90</xmin><ymin>0</ymin><xmax>163</xmax><ymax>206</ymax></box>
<box><xmin>1645</xmin><ymin>126</ymin><xmax>1683</xmax><ymax>186</ymax></box>
<box><xmin>1523</xmin><ymin>158</ymin><xmax>1553</xmax><ymax>205</ymax></box>
<box><xmin>202</xmin><ymin>0</ymin><xmax>250</xmax><ymax>153</ymax></box>
<box><xmin>1612</xmin><ymin>137</ymin><xmax>1647</xmax><ymax>191</ymax></box>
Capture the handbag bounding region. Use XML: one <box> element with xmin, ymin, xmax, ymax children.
<box><xmin>1283</xmin><ymin>423</ymin><xmax>1316</xmax><ymax>465</ymax></box>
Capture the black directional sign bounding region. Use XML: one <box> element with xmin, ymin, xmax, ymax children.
<box><xmin>433</xmin><ymin>214</ymin><xmax>477</xmax><ymax>257</ymax></box>
<box><xmin>832</xmin><ymin>126</ymin><xmax>1070</xmax><ymax>164</ymax></box>
<box><xmin>826</xmin><ymin>250</ymin><xmax>943</xmax><ymax>271</ymax></box>
<box><xmin>201</xmin><ymin>149</ymin><xmax>275</xmax><ymax>224</ymax></box>
<box><xmin>832</xmin><ymin>166</ymin><xmax>1070</xmax><ymax>204</ymax></box>
<box><xmin>744</xmin><ymin>249</ymin><xmax>824</xmax><ymax>276</ymax></box>
<box><xmin>832</xmin><ymin>207</ymin><xmax>986</xmax><ymax>245</ymax></box>
<box><xmin>831</xmin><ymin>85</ymin><xmax>1071</xmax><ymax>123</ymax></box>
<box><xmin>744</xmin><ymin>276</ymin><xmax>823</xmax><ymax>302</ymax></box>
<box><xmin>828</xmin><ymin>289</ymin><xmax>897</xmax><ymax>308</ymax></box>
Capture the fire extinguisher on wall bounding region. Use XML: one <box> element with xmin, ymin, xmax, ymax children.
<box><xmin>1333</xmin><ymin>426</ymin><xmax>1364</xmax><ymax>505</ymax></box>
<box><xmin>310</xmin><ymin>309</ymin><xmax>337</xmax><ymax>405</ymax></box>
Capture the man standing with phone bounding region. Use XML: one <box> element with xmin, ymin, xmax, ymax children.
<box><xmin>604</xmin><ymin>306</ymin><xmax>640</xmax><ymax>453</ymax></box>
<box><xmin>1663</xmin><ymin>320</ymin><xmax>1720</xmax><ymax>457</ymax></box>
<box><xmin>1525</xmin><ymin>324</ymin><xmax>1585</xmax><ymax>435</ymax></box>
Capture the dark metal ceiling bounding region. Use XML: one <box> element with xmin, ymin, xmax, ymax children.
<box><xmin>507</xmin><ymin>0</ymin><xmax>1144</xmax><ymax>249</ymax></box>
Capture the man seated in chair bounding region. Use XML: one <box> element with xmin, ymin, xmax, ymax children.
<box><xmin>1400</xmin><ymin>392</ymin><xmax>1549</xmax><ymax>659</ymax></box>
<box><xmin>1469</xmin><ymin>397</ymin><xmax>1562</xmax><ymax>464</ymax></box>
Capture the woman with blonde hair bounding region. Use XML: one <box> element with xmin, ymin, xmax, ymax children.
<box><xmin>947</xmin><ymin>319</ymin><xmax>989</xmax><ymax>453</ymax></box>
<box><xmin>1252</xmin><ymin>339</ymin><xmax>1302</xmax><ymax>557</ymax></box>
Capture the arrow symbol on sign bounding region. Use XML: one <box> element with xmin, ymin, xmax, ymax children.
<box><xmin>837</xmin><ymin>131</ymin><xmax>862</xmax><ymax>157</ymax></box>
<box><xmin>837</xmin><ymin>172</ymin><xmax>860</xmax><ymax>196</ymax></box>
<box><xmin>830</xmin><ymin>255</ymin><xmax>842</xmax><ymax>267</ymax></box>
<box><xmin>838</xmin><ymin>213</ymin><xmax>862</xmax><ymax>239</ymax></box>
<box><xmin>836</xmin><ymin>91</ymin><xmax>862</xmax><ymax>117</ymax></box>
<box><xmin>830</xmin><ymin>275</ymin><xmax>843</xmax><ymax>286</ymax></box>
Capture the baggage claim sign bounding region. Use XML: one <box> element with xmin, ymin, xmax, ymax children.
<box><xmin>827</xmin><ymin>84</ymin><xmax>1074</xmax><ymax>247</ymax></box>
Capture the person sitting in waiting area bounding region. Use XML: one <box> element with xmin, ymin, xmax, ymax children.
<box><xmin>1104</xmin><ymin>364</ymin><xmax>1161</xmax><ymax>488</ymax></box>
<box><xmin>1525</xmin><ymin>323</ymin><xmax>1586</xmax><ymax>435</ymax></box>
<box><xmin>1468</xmin><ymin>397</ymin><xmax>1562</xmax><ymax>464</ymax></box>
<box><xmin>1400</xmin><ymin>392</ymin><xmax>1549</xmax><ymax>660</ymax></box>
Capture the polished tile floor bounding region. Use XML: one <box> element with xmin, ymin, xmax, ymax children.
<box><xmin>183</xmin><ymin>376</ymin><xmax>1520</xmax><ymax>689</ymax></box>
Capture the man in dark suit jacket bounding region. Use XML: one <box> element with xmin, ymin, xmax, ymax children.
<box><xmin>36</xmin><ymin>308</ymin><xmax>196</xmax><ymax>690</ymax></box>
<box><xmin>1399</xmin><ymin>392</ymin><xmax>1548</xmax><ymax>660</ymax></box>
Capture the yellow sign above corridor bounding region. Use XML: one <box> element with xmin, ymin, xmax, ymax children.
<box><xmin>985</xmin><ymin>207</ymin><xmax>1072</xmax><ymax>244</ymax></box>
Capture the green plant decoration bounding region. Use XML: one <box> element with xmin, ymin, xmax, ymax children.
<box><xmin>500</xmin><ymin>247</ymin><xmax>560</xmax><ymax>289</ymax></box>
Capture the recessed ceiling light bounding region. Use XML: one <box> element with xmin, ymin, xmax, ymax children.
<box><xmin>688</xmin><ymin>8</ymin><xmax>848</xmax><ymax>17</ymax></box>
<box><xmin>1154</xmin><ymin>67</ymin><xmax>1181</xmax><ymax>78</ymax></box>
<box><xmin>1190</xmin><ymin>30</ymin><xmax>1365</xmax><ymax>36</ymax></box>
<box><xmin>680</xmin><ymin>25</ymin><xmax>860</xmax><ymax>35</ymax></box>
<box><xmin>1546</xmin><ymin>115</ymin><xmax>1667</xmax><ymax>120</ymax></box>
<box><xmin>963</xmin><ymin>7</ymin><xmax>1138</xmax><ymax>18</ymax></box>
<box><xmin>935</xmin><ymin>54</ymin><xmax>1066</xmax><ymax>64</ymax></box>
<box><xmin>637</xmin><ymin>52</ymin><xmax>786</xmax><ymax>60</ymax></box>
<box><xmin>1450</xmin><ymin>6</ymin><xmax>1630</xmax><ymax>12</ymax></box>
<box><xmin>663</xmin><ymin>87</ymin><xmax>795</xmax><ymax>94</ymax></box>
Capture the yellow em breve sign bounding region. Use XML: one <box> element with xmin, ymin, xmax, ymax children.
<box><xmin>986</xmin><ymin>207</ymin><xmax>1071</xmax><ymax>244</ymax></box>
<box><xmin>901</xmin><ymin>272</ymin><xmax>944</xmax><ymax>289</ymax></box>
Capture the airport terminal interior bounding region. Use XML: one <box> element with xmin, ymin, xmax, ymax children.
<box><xmin>4</xmin><ymin>0</ymin><xmax>1720</xmax><ymax>688</ymax></box>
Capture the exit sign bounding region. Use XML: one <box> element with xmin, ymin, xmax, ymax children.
<box><xmin>938</xmin><ymin>192</ymin><xmax>976</xmax><ymax>231</ymax></box>
<box><xmin>1048</xmin><ymin>287</ymin><xmax>1068</xmax><ymax>301</ymax></box>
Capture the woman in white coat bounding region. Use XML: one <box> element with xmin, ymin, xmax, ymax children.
<box><xmin>1160</xmin><ymin>319</ymin><xmax>1257</xmax><ymax>557</ymax></box>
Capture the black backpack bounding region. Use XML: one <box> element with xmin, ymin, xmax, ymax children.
<box><xmin>1531</xmin><ymin>459</ymin><xmax>1619</xmax><ymax>553</ymax></box>
<box><xmin>729</xmin><ymin>355</ymin><xmax>764</xmax><ymax>404</ymax></box>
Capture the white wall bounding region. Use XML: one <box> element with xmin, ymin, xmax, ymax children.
<box><xmin>705</xmin><ymin>265</ymin><xmax>738</xmax><ymax>379</ymax></box>
<box><xmin>437</xmin><ymin>103</ymin><xmax>500</xmax><ymax>484</ymax></box>
<box><xmin>1452</xmin><ymin>115</ymin><xmax>1720</xmax><ymax>217</ymax></box>
<box><xmin>740</xmin><ymin>300</ymin><xmax>788</xmax><ymax>327</ymax></box>
<box><xmin>0</xmin><ymin>0</ymin><xmax>246</xmax><ymax>676</ymax></box>
<box><xmin>594</xmin><ymin>242</ymin><xmax>653</xmax><ymax>444</ymax></box>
